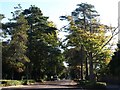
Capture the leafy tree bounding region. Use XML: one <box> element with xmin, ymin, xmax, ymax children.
<box><xmin>2</xmin><ymin>13</ymin><xmax>30</xmax><ymax>79</ymax></box>
<box><xmin>0</xmin><ymin>14</ymin><xmax>4</xmax><ymax>28</ymax></box>
<box><xmin>21</xmin><ymin>5</ymin><xmax>64</xmax><ymax>80</ymax></box>
<box><xmin>108</xmin><ymin>43</ymin><xmax>120</xmax><ymax>77</ymax></box>
<box><xmin>0</xmin><ymin>14</ymin><xmax>6</xmax><ymax>38</ymax></box>
<box><xmin>3</xmin><ymin>4</ymin><xmax>64</xmax><ymax>80</ymax></box>
<box><xmin>0</xmin><ymin>14</ymin><xmax>5</xmax><ymax>79</ymax></box>
<box><xmin>60</xmin><ymin>3</ymin><xmax>112</xmax><ymax>81</ymax></box>
<box><xmin>2</xmin><ymin>5</ymin><xmax>65</xmax><ymax>80</ymax></box>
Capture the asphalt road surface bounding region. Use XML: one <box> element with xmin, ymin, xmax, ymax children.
<box><xmin>0</xmin><ymin>80</ymin><xmax>85</xmax><ymax>90</ymax></box>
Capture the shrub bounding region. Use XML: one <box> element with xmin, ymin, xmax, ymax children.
<box><xmin>22</xmin><ymin>80</ymin><xmax>35</xmax><ymax>85</ymax></box>
<box><xmin>5</xmin><ymin>80</ymin><xmax>22</xmax><ymax>86</ymax></box>
<box><xmin>0</xmin><ymin>79</ymin><xmax>35</xmax><ymax>86</ymax></box>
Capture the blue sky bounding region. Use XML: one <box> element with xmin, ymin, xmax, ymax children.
<box><xmin>0</xmin><ymin>0</ymin><xmax>120</xmax><ymax>50</ymax></box>
<box><xmin>1</xmin><ymin>0</ymin><xmax>120</xmax><ymax>28</ymax></box>
<box><xmin>0</xmin><ymin>0</ymin><xmax>120</xmax><ymax>41</ymax></box>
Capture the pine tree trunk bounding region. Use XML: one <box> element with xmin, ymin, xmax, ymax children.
<box><xmin>12</xmin><ymin>70</ymin><xmax>14</xmax><ymax>80</ymax></box>
<box><xmin>80</xmin><ymin>61</ymin><xmax>83</xmax><ymax>80</ymax></box>
<box><xmin>80</xmin><ymin>46</ymin><xmax>83</xmax><ymax>80</ymax></box>
<box><xmin>85</xmin><ymin>55</ymin><xmax>89</xmax><ymax>80</ymax></box>
<box><xmin>89</xmin><ymin>52</ymin><xmax>95</xmax><ymax>81</ymax></box>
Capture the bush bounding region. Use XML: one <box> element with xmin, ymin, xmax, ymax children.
<box><xmin>22</xmin><ymin>80</ymin><xmax>35</xmax><ymax>85</ymax></box>
<box><xmin>22</xmin><ymin>80</ymin><xmax>28</xmax><ymax>85</ymax></box>
<box><xmin>27</xmin><ymin>80</ymin><xmax>35</xmax><ymax>84</ymax></box>
<box><xmin>5</xmin><ymin>80</ymin><xmax>22</xmax><ymax>86</ymax></box>
<box><xmin>0</xmin><ymin>79</ymin><xmax>35</xmax><ymax>86</ymax></box>
<box><xmin>78</xmin><ymin>80</ymin><xmax>93</xmax><ymax>86</ymax></box>
<box><xmin>94</xmin><ymin>82</ymin><xmax>106</xmax><ymax>89</ymax></box>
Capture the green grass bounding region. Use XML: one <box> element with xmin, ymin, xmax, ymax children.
<box><xmin>0</xmin><ymin>79</ymin><xmax>35</xmax><ymax>86</ymax></box>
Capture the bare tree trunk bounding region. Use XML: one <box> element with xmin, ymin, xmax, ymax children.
<box><xmin>83</xmin><ymin>11</ymin><xmax>89</xmax><ymax>80</ymax></box>
<box><xmin>89</xmin><ymin>52</ymin><xmax>95</xmax><ymax>81</ymax></box>
<box><xmin>85</xmin><ymin>54</ymin><xmax>89</xmax><ymax>80</ymax></box>
<box><xmin>12</xmin><ymin>70</ymin><xmax>14</xmax><ymax>80</ymax></box>
<box><xmin>80</xmin><ymin>60</ymin><xmax>83</xmax><ymax>80</ymax></box>
<box><xmin>80</xmin><ymin>46</ymin><xmax>83</xmax><ymax>80</ymax></box>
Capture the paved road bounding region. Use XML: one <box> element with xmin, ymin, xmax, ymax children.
<box><xmin>2</xmin><ymin>80</ymin><xmax>120</xmax><ymax>90</ymax></box>
<box><xmin>0</xmin><ymin>80</ymin><xmax>84</xmax><ymax>90</ymax></box>
<box><xmin>106</xmin><ymin>85</ymin><xmax>120</xmax><ymax>90</ymax></box>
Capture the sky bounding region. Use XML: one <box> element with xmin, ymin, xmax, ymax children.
<box><xmin>0</xmin><ymin>0</ymin><xmax>120</xmax><ymax>42</ymax></box>
<box><xmin>0</xmin><ymin>0</ymin><xmax>120</xmax><ymax>27</ymax></box>
<box><xmin>0</xmin><ymin>0</ymin><xmax>119</xmax><ymax>68</ymax></box>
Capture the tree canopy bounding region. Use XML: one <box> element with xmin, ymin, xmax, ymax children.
<box><xmin>60</xmin><ymin>3</ymin><xmax>113</xmax><ymax>81</ymax></box>
<box><xmin>1</xmin><ymin>3</ymin><xmax>118</xmax><ymax>83</ymax></box>
<box><xmin>2</xmin><ymin>5</ymin><xmax>65</xmax><ymax>80</ymax></box>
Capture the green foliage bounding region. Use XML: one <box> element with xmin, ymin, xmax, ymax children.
<box><xmin>0</xmin><ymin>14</ymin><xmax>5</xmax><ymax>20</ymax></box>
<box><xmin>22</xmin><ymin>79</ymin><xmax>35</xmax><ymax>85</ymax></box>
<box><xmin>1</xmin><ymin>80</ymin><xmax>22</xmax><ymax>86</ymax></box>
<box><xmin>60</xmin><ymin>3</ymin><xmax>112</xmax><ymax>80</ymax></box>
<box><xmin>1</xmin><ymin>3</ymin><xmax>113</xmax><ymax>82</ymax></box>
<box><xmin>108</xmin><ymin>44</ymin><xmax>120</xmax><ymax>77</ymax></box>
<box><xmin>21</xmin><ymin>5</ymin><xmax>64</xmax><ymax>80</ymax></box>
<box><xmin>3</xmin><ymin>14</ymin><xmax>29</xmax><ymax>73</ymax></box>
<box><xmin>0</xmin><ymin>14</ymin><xmax>6</xmax><ymax>38</ymax></box>
<box><xmin>5</xmin><ymin>80</ymin><xmax>22</xmax><ymax>86</ymax></box>
<box><xmin>2</xmin><ymin>5</ymin><xmax>65</xmax><ymax>80</ymax></box>
<box><xmin>0</xmin><ymin>80</ymin><xmax>35</xmax><ymax>86</ymax></box>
